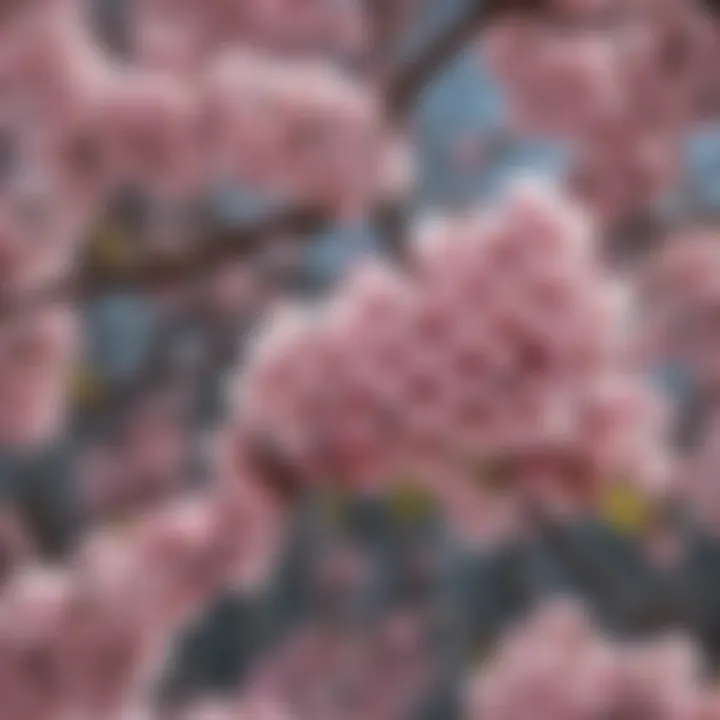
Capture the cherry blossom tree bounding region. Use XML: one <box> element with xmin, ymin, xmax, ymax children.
<box><xmin>0</xmin><ymin>0</ymin><xmax>720</xmax><ymax>718</ymax></box>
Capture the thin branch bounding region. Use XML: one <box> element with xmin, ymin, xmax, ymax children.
<box><xmin>386</xmin><ymin>0</ymin><xmax>544</xmax><ymax>118</ymax></box>
<box><xmin>246</xmin><ymin>435</ymin><xmax>307</xmax><ymax>504</ymax></box>
<box><xmin>78</xmin><ymin>205</ymin><xmax>327</xmax><ymax>297</ymax></box>
<box><xmin>366</xmin><ymin>0</ymin><xmax>408</xmax><ymax>73</ymax></box>
<box><xmin>1</xmin><ymin>205</ymin><xmax>327</xmax><ymax>316</ymax></box>
<box><xmin>536</xmin><ymin>512</ymin><xmax>694</xmax><ymax>634</ymax></box>
<box><xmin>534</xmin><ymin>514</ymin><xmax>633</xmax><ymax>607</ymax></box>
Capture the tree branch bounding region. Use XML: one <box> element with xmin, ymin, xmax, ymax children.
<box><xmin>1</xmin><ymin>205</ymin><xmax>327</xmax><ymax>316</ymax></box>
<box><xmin>386</xmin><ymin>0</ymin><xmax>544</xmax><ymax>118</ymax></box>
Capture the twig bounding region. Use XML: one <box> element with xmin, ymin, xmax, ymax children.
<box><xmin>366</xmin><ymin>0</ymin><xmax>408</xmax><ymax>75</ymax></box>
<box><xmin>386</xmin><ymin>0</ymin><xmax>545</xmax><ymax>119</ymax></box>
<box><xmin>536</xmin><ymin>518</ymin><xmax>625</xmax><ymax>598</ymax></box>
<box><xmin>246</xmin><ymin>435</ymin><xmax>307</xmax><ymax>504</ymax></box>
<box><xmin>0</xmin><ymin>205</ymin><xmax>327</xmax><ymax>316</ymax></box>
<box><xmin>536</xmin><ymin>512</ymin><xmax>695</xmax><ymax>634</ymax></box>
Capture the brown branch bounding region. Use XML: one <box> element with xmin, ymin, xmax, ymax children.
<box><xmin>246</xmin><ymin>435</ymin><xmax>307</xmax><ymax>504</ymax></box>
<box><xmin>534</xmin><ymin>508</ymin><xmax>695</xmax><ymax>634</ymax></box>
<box><xmin>366</xmin><ymin>0</ymin><xmax>413</xmax><ymax>76</ymax></box>
<box><xmin>78</xmin><ymin>205</ymin><xmax>327</xmax><ymax>296</ymax></box>
<box><xmin>1</xmin><ymin>205</ymin><xmax>328</xmax><ymax>316</ymax></box>
<box><xmin>700</xmin><ymin>0</ymin><xmax>720</xmax><ymax>17</ymax></box>
<box><xmin>386</xmin><ymin>0</ymin><xmax>545</xmax><ymax>119</ymax></box>
<box><xmin>528</xmin><ymin>507</ymin><xmax>634</xmax><ymax>609</ymax></box>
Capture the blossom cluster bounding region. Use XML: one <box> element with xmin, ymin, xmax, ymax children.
<box><xmin>244</xmin><ymin>611</ymin><xmax>434</xmax><ymax>720</ymax></box>
<box><xmin>0</xmin><ymin>305</ymin><xmax>79</xmax><ymax>447</ymax></box>
<box><xmin>132</xmin><ymin>0</ymin><xmax>367</xmax><ymax>70</ymax></box>
<box><xmin>78</xmin><ymin>388</ymin><xmax>192</xmax><ymax>522</ymax></box>
<box><xmin>0</xmin><ymin>450</ymin><xmax>283</xmax><ymax>720</ymax></box>
<box><xmin>468</xmin><ymin>599</ymin><xmax>720</xmax><ymax>720</ymax></box>
<box><xmin>641</xmin><ymin>230</ymin><xmax>720</xmax><ymax>393</ymax></box>
<box><xmin>2</xmin><ymin>3</ymin><xmax>388</xmax><ymax>217</ymax></box>
<box><xmin>0</xmin><ymin>0</ymin><xmax>402</xmax><ymax>449</ymax></box>
<box><xmin>240</xmin><ymin>183</ymin><xmax>669</xmax><ymax>540</ymax></box>
<box><xmin>483</xmin><ymin>0</ymin><xmax>720</xmax><ymax>222</ymax></box>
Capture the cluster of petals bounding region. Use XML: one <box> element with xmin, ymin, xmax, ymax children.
<box><xmin>483</xmin><ymin>0</ymin><xmax>720</xmax><ymax>222</ymax></box>
<box><xmin>0</xmin><ymin>0</ymin><xmax>402</xmax><ymax>449</ymax></box>
<box><xmin>681</xmin><ymin>411</ymin><xmax>720</xmax><ymax>536</ymax></box>
<box><xmin>0</xmin><ymin>449</ymin><xmax>284</xmax><ymax>720</ymax></box>
<box><xmin>165</xmin><ymin>696</ymin><xmax>294</xmax><ymax>720</ymax></box>
<box><xmin>132</xmin><ymin>0</ymin><xmax>368</xmax><ymax>72</ymax></box>
<box><xmin>244</xmin><ymin>610</ymin><xmax>434</xmax><ymax>720</ymax></box>
<box><xmin>640</xmin><ymin>230</ymin><xmax>720</xmax><ymax>392</ymax></box>
<box><xmin>0</xmin><ymin>0</ymin><xmax>394</xmax><ymax>372</ymax></box>
<box><xmin>468</xmin><ymin>598</ymin><xmax>720</xmax><ymax>720</ymax></box>
<box><xmin>0</xmin><ymin>1</ymin><xmax>393</xmax><ymax>217</ymax></box>
<box><xmin>240</xmin><ymin>183</ymin><xmax>670</xmax><ymax>540</ymax></box>
<box><xmin>126</xmin><ymin>609</ymin><xmax>430</xmax><ymax>720</ymax></box>
<box><xmin>200</xmin><ymin>50</ymin><xmax>394</xmax><ymax>218</ymax></box>
<box><xmin>78</xmin><ymin>391</ymin><xmax>192</xmax><ymax>521</ymax></box>
<box><xmin>0</xmin><ymin>304</ymin><xmax>79</xmax><ymax>448</ymax></box>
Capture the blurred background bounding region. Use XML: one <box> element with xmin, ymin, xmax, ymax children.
<box><xmin>4</xmin><ymin>0</ymin><xmax>720</xmax><ymax>718</ymax></box>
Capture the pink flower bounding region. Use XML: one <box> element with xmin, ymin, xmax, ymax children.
<box><xmin>240</xmin><ymin>184</ymin><xmax>669</xmax><ymax>540</ymax></box>
<box><xmin>0</xmin><ymin>305</ymin><xmax>79</xmax><ymax>448</ymax></box>
<box><xmin>468</xmin><ymin>599</ymin><xmax>707</xmax><ymax>720</ymax></box>
<box><xmin>482</xmin><ymin>0</ymin><xmax>720</xmax><ymax>223</ymax></box>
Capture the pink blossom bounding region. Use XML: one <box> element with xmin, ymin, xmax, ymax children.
<box><xmin>0</xmin><ymin>465</ymin><xmax>286</xmax><ymax>718</ymax></box>
<box><xmin>79</xmin><ymin>392</ymin><xmax>190</xmax><ymax>521</ymax></box>
<box><xmin>201</xmin><ymin>51</ymin><xmax>387</xmax><ymax>217</ymax></box>
<box><xmin>468</xmin><ymin>599</ymin><xmax>709</xmax><ymax>720</ymax></box>
<box><xmin>483</xmin><ymin>0</ymin><xmax>720</xmax><ymax>223</ymax></box>
<box><xmin>683</xmin><ymin>413</ymin><xmax>720</xmax><ymax>536</ymax></box>
<box><xmin>131</xmin><ymin>0</ymin><xmax>367</xmax><ymax>71</ymax></box>
<box><xmin>240</xmin><ymin>184</ymin><xmax>670</xmax><ymax>538</ymax></box>
<box><xmin>641</xmin><ymin>231</ymin><xmax>720</xmax><ymax>392</ymax></box>
<box><xmin>247</xmin><ymin>610</ymin><xmax>433</xmax><ymax>720</ymax></box>
<box><xmin>0</xmin><ymin>305</ymin><xmax>79</xmax><ymax>448</ymax></box>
